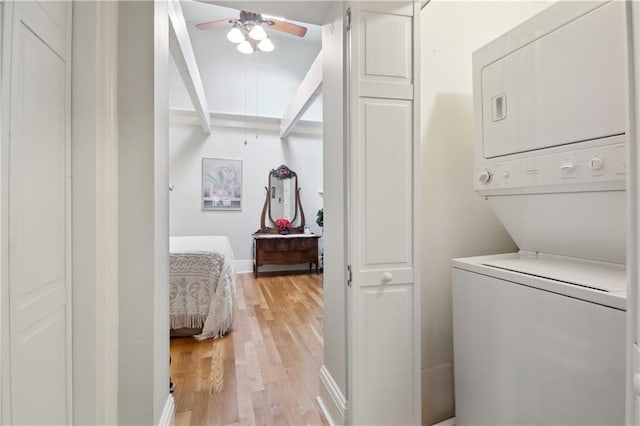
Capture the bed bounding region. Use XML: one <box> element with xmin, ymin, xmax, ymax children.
<box><xmin>169</xmin><ymin>236</ymin><xmax>236</xmax><ymax>340</ymax></box>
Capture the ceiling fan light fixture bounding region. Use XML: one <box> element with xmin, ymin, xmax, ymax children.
<box><xmin>257</xmin><ymin>37</ymin><xmax>274</xmax><ymax>52</ymax></box>
<box><xmin>237</xmin><ymin>40</ymin><xmax>254</xmax><ymax>54</ymax></box>
<box><xmin>248</xmin><ymin>24</ymin><xmax>267</xmax><ymax>41</ymax></box>
<box><xmin>226</xmin><ymin>26</ymin><xmax>244</xmax><ymax>43</ymax></box>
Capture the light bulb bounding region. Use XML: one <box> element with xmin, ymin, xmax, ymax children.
<box><xmin>248</xmin><ymin>24</ymin><xmax>267</xmax><ymax>41</ymax></box>
<box><xmin>237</xmin><ymin>40</ymin><xmax>254</xmax><ymax>54</ymax></box>
<box><xmin>257</xmin><ymin>38</ymin><xmax>274</xmax><ymax>52</ymax></box>
<box><xmin>226</xmin><ymin>27</ymin><xmax>244</xmax><ymax>43</ymax></box>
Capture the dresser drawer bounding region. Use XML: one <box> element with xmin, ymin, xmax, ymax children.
<box><xmin>258</xmin><ymin>239</ymin><xmax>292</xmax><ymax>252</ymax></box>
<box><xmin>295</xmin><ymin>238</ymin><xmax>316</xmax><ymax>250</ymax></box>
<box><xmin>252</xmin><ymin>234</ymin><xmax>321</xmax><ymax>277</ymax></box>
<box><xmin>260</xmin><ymin>249</ymin><xmax>317</xmax><ymax>264</ymax></box>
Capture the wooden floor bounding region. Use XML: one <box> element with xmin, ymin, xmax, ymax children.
<box><xmin>170</xmin><ymin>272</ymin><xmax>327</xmax><ymax>426</ymax></box>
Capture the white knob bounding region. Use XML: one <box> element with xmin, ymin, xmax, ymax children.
<box><xmin>478</xmin><ymin>169</ymin><xmax>492</xmax><ymax>184</ymax></box>
<box><xmin>560</xmin><ymin>162</ymin><xmax>575</xmax><ymax>172</ymax></box>
<box><xmin>590</xmin><ymin>156</ymin><xmax>604</xmax><ymax>171</ymax></box>
<box><xmin>382</xmin><ymin>272</ymin><xmax>393</xmax><ymax>284</ymax></box>
<box><xmin>503</xmin><ymin>171</ymin><xmax>510</xmax><ymax>178</ymax></box>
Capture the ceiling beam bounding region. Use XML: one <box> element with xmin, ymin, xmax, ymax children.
<box><xmin>169</xmin><ymin>0</ymin><xmax>211</xmax><ymax>134</ymax></box>
<box><xmin>280</xmin><ymin>50</ymin><xmax>323</xmax><ymax>139</ymax></box>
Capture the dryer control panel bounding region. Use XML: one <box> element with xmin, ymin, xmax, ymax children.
<box><xmin>475</xmin><ymin>139</ymin><xmax>627</xmax><ymax>195</ymax></box>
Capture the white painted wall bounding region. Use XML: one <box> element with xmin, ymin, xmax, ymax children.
<box><xmin>117</xmin><ymin>2</ymin><xmax>171</xmax><ymax>424</ymax></box>
<box><xmin>169</xmin><ymin>122</ymin><xmax>323</xmax><ymax>265</ymax></box>
<box><xmin>319</xmin><ymin>0</ymin><xmax>347</xmax><ymax>412</ymax></box>
<box><xmin>153</xmin><ymin>1</ymin><xmax>171</xmax><ymax>423</ymax></box>
<box><xmin>419</xmin><ymin>2</ymin><xmax>551</xmax><ymax>424</ymax></box>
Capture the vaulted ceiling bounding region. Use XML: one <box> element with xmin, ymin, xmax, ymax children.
<box><xmin>196</xmin><ymin>0</ymin><xmax>335</xmax><ymax>25</ymax></box>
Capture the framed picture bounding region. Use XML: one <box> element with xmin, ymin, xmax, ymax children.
<box><xmin>202</xmin><ymin>158</ymin><xmax>242</xmax><ymax>210</ymax></box>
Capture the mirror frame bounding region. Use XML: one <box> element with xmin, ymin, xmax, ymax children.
<box><xmin>260</xmin><ymin>165</ymin><xmax>306</xmax><ymax>233</ymax></box>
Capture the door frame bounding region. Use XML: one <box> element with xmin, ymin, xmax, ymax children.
<box><xmin>70</xmin><ymin>2</ymin><xmax>120</xmax><ymax>424</ymax></box>
<box><xmin>627</xmin><ymin>0</ymin><xmax>640</xmax><ymax>423</ymax></box>
<box><xmin>0</xmin><ymin>0</ymin><xmax>421</xmax><ymax>423</ymax></box>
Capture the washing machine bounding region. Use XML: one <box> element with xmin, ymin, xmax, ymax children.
<box><xmin>452</xmin><ymin>252</ymin><xmax>626</xmax><ymax>425</ymax></box>
<box><xmin>453</xmin><ymin>1</ymin><xmax>630</xmax><ymax>424</ymax></box>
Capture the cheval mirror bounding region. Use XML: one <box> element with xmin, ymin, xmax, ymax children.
<box><xmin>260</xmin><ymin>165</ymin><xmax>305</xmax><ymax>233</ymax></box>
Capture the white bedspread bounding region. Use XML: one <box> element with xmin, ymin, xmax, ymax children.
<box><xmin>169</xmin><ymin>236</ymin><xmax>236</xmax><ymax>340</ymax></box>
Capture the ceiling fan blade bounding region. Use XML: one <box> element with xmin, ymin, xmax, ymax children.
<box><xmin>266</xmin><ymin>19</ymin><xmax>307</xmax><ymax>37</ymax></box>
<box><xmin>196</xmin><ymin>18</ymin><xmax>235</xmax><ymax>31</ymax></box>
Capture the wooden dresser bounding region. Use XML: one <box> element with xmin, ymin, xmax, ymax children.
<box><xmin>252</xmin><ymin>233</ymin><xmax>320</xmax><ymax>278</ymax></box>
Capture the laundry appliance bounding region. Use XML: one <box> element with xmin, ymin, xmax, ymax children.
<box><xmin>452</xmin><ymin>1</ymin><xmax>629</xmax><ymax>424</ymax></box>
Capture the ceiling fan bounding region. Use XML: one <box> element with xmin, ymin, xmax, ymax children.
<box><xmin>196</xmin><ymin>11</ymin><xmax>308</xmax><ymax>54</ymax></box>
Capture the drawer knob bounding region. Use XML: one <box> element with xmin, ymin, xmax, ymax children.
<box><xmin>382</xmin><ymin>272</ymin><xmax>393</xmax><ymax>284</ymax></box>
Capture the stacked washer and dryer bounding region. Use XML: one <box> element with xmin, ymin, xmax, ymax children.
<box><xmin>452</xmin><ymin>2</ymin><xmax>629</xmax><ymax>425</ymax></box>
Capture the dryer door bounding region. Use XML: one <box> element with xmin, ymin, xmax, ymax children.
<box><xmin>480</xmin><ymin>1</ymin><xmax>626</xmax><ymax>159</ymax></box>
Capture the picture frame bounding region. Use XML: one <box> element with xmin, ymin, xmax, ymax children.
<box><xmin>202</xmin><ymin>157</ymin><xmax>243</xmax><ymax>210</ymax></box>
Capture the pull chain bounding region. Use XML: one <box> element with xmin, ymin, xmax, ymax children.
<box><xmin>244</xmin><ymin>53</ymin><xmax>248</xmax><ymax>146</ymax></box>
<box><xmin>255</xmin><ymin>48</ymin><xmax>259</xmax><ymax>141</ymax></box>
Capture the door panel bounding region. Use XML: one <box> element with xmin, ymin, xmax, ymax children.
<box><xmin>362</xmin><ymin>12</ymin><xmax>411</xmax><ymax>81</ymax></box>
<box><xmin>361</xmin><ymin>98</ymin><xmax>412</xmax><ymax>266</ymax></box>
<box><xmin>7</xmin><ymin>2</ymin><xmax>71</xmax><ymax>424</ymax></box>
<box><xmin>358</xmin><ymin>285</ymin><xmax>414</xmax><ymax>425</ymax></box>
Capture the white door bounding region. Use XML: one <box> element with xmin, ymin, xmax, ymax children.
<box><xmin>347</xmin><ymin>2</ymin><xmax>421</xmax><ymax>424</ymax></box>
<box><xmin>3</xmin><ymin>1</ymin><xmax>72</xmax><ymax>424</ymax></box>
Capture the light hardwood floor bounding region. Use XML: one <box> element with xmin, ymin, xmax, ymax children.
<box><xmin>170</xmin><ymin>272</ymin><xmax>327</xmax><ymax>425</ymax></box>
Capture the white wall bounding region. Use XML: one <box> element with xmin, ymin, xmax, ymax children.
<box><xmin>319</xmin><ymin>0</ymin><xmax>348</xmax><ymax>412</ymax></box>
<box><xmin>117</xmin><ymin>2</ymin><xmax>171</xmax><ymax>424</ymax></box>
<box><xmin>419</xmin><ymin>2</ymin><xmax>551</xmax><ymax>424</ymax></box>
<box><xmin>169</xmin><ymin>123</ymin><xmax>324</xmax><ymax>264</ymax></box>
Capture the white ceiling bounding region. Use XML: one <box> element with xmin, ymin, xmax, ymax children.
<box><xmin>182</xmin><ymin>0</ymin><xmax>325</xmax><ymax>43</ymax></box>
<box><xmin>197</xmin><ymin>0</ymin><xmax>335</xmax><ymax>25</ymax></box>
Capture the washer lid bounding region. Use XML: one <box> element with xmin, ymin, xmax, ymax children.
<box><xmin>481</xmin><ymin>253</ymin><xmax>626</xmax><ymax>293</ymax></box>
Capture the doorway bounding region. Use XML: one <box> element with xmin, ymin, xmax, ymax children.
<box><xmin>165</xmin><ymin>2</ymin><xmax>329</xmax><ymax>423</ymax></box>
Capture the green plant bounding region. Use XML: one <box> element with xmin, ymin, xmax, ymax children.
<box><xmin>316</xmin><ymin>208</ymin><xmax>323</xmax><ymax>228</ymax></box>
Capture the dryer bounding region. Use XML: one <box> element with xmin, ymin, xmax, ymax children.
<box><xmin>453</xmin><ymin>1</ymin><xmax>630</xmax><ymax>424</ymax></box>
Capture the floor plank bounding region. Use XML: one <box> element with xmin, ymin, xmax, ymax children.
<box><xmin>171</xmin><ymin>272</ymin><xmax>327</xmax><ymax>425</ymax></box>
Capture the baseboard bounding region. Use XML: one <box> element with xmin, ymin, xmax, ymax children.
<box><xmin>433</xmin><ymin>417</ymin><xmax>456</xmax><ymax>426</ymax></box>
<box><xmin>235</xmin><ymin>259</ymin><xmax>317</xmax><ymax>274</ymax></box>
<box><xmin>235</xmin><ymin>259</ymin><xmax>253</xmax><ymax>273</ymax></box>
<box><xmin>317</xmin><ymin>365</ymin><xmax>346</xmax><ymax>426</ymax></box>
<box><xmin>158</xmin><ymin>394</ymin><xmax>175</xmax><ymax>426</ymax></box>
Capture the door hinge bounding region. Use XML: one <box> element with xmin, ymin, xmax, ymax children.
<box><xmin>346</xmin><ymin>7</ymin><xmax>351</xmax><ymax>32</ymax></box>
<box><xmin>347</xmin><ymin>264</ymin><xmax>352</xmax><ymax>287</ymax></box>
